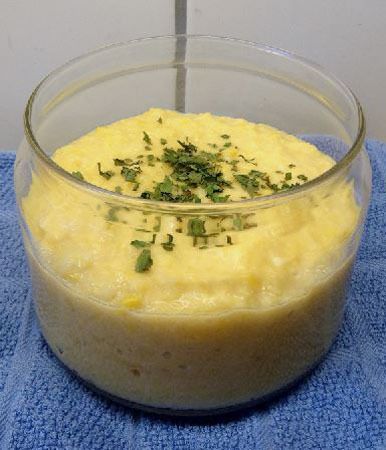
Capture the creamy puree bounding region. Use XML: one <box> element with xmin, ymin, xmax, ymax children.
<box><xmin>22</xmin><ymin>109</ymin><xmax>359</xmax><ymax>411</ymax></box>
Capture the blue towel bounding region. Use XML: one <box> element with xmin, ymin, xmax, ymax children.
<box><xmin>0</xmin><ymin>140</ymin><xmax>385</xmax><ymax>450</ymax></box>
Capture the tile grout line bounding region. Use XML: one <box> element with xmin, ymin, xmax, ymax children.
<box><xmin>174</xmin><ymin>0</ymin><xmax>187</xmax><ymax>112</ymax></box>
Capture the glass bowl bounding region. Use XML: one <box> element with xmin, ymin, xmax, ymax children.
<box><xmin>14</xmin><ymin>35</ymin><xmax>371</xmax><ymax>416</ymax></box>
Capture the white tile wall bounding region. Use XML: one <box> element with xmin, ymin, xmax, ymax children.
<box><xmin>0</xmin><ymin>0</ymin><xmax>174</xmax><ymax>149</ymax></box>
<box><xmin>1</xmin><ymin>0</ymin><xmax>385</xmax><ymax>148</ymax></box>
<box><xmin>187</xmin><ymin>0</ymin><xmax>386</xmax><ymax>141</ymax></box>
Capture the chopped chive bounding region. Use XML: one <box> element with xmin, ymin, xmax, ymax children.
<box><xmin>71</xmin><ymin>171</ymin><xmax>84</xmax><ymax>181</ymax></box>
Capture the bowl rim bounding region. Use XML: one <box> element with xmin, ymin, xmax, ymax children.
<box><xmin>23</xmin><ymin>34</ymin><xmax>366</xmax><ymax>214</ymax></box>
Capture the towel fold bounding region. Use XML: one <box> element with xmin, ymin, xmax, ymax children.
<box><xmin>0</xmin><ymin>140</ymin><xmax>385</xmax><ymax>450</ymax></box>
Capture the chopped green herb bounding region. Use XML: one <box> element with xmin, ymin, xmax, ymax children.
<box><xmin>143</xmin><ymin>131</ymin><xmax>152</xmax><ymax>145</ymax></box>
<box><xmin>147</xmin><ymin>154</ymin><xmax>155</xmax><ymax>166</ymax></box>
<box><xmin>297</xmin><ymin>174</ymin><xmax>308</xmax><ymax>181</ymax></box>
<box><xmin>233</xmin><ymin>216</ymin><xmax>243</xmax><ymax>231</ymax></box>
<box><xmin>113</xmin><ymin>158</ymin><xmax>132</xmax><ymax>166</ymax></box>
<box><xmin>106</xmin><ymin>206</ymin><xmax>119</xmax><ymax>222</ymax></box>
<box><xmin>134</xmin><ymin>228</ymin><xmax>151</xmax><ymax>233</ymax></box>
<box><xmin>239</xmin><ymin>155</ymin><xmax>257</xmax><ymax>166</ymax></box>
<box><xmin>285</xmin><ymin>172</ymin><xmax>292</xmax><ymax>181</ymax></box>
<box><xmin>205</xmin><ymin>183</ymin><xmax>229</xmax><ymax>202</ymax></box>
<box><xmin>131</xmin><ymin>240</ymin><xmax>150</xmax><ymax>249</ymax></box>
<box><xmin>223</xmin><ymin>142</ymin><xmax>232</xmax><ymax>148</ymax></box>
<box><xmin>157</xmin><ymin>176</ymin><xmax>173</xmax><ymax>193</ymax></box>
<box><xmin>226</xmin><ymin>235</ymin><xmax>233</xmax><ymax>245</ymax></box>
<box><xmin>97</xmin><ymin>163</ymin><xmax>114</xmax><ymax>180</ymax></box>
<box><xmin>161</xmin><ymin>234</ymin><xmax>175</xmax><ymax>251</ymax></box>
<box><xmin>114</xmin><ymin>186</ymin><xmax>123</xmax><ymax>194</ymax></box>
<box><xmin>187</xmin><ymin>218</ymin><xmax>206</xmax><ymax>237</ymax></box>
<box><xmin>161</xmin><ymin>139</ymin><xmax>231</xmax><ymax>203</ymax></box>
<box><xmin>234</xmin><ymin>169</ymin><xmax>273</xmax><ymax>197</ymax></box>
<box><xmin>289</xmin><ymin>163</ymin><xmax>296</xmax><ymax>168</ymax></box>
<box><xmin>157</xmin><ymin>117</ymin><xmax>163</xmax><ymax>124</ymax></box>
<box><xmin>153</xmin><ymin>216</ymin><xmax>161</xmax><ymax>232</ymax></box>
<box><xmin>229</xmin><ymin>159</ymin><xmax>239</xmax><ymax>172</ymax></box>
<box><xmin>209</xmin><ymin>193</ymin><xmax>230</xmax><ymax>203</ymax></box>
<box><xmin>221</xmin><ymin>134</ymin><xmax>230</xmax><ymax>139</ymax></box>
<box><xmin>160</xmin><ymin>138</ymin><xmax>167</xmax><ymax>145</ymax></box>
<box><xmin>135</xmin><ymin>249</ymin><xmax>153</xmax><ymax>273</ymax></box>
<box><xmin>234</xmin><ymin>173</ymin><xmax>259</xmax><ymax>197</ymax></box>
<box><xmin>71</xmin><ymin>171</ymin><xmax>84</xmax><ymax>181</ymax></box>
<box><xmin>121</xmin><ymin>166</ymin><xmax>140</xmax><ymax>182</ymax></box>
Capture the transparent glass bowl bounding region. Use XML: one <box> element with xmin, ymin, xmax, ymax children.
<box><xmin>14</xmin><ymin>36</ymin><xmax>371</xmax><ymax>416</ymax></box>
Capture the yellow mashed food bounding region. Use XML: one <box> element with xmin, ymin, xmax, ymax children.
<box><xmin>21</xmin><ymin>109</ymin><xmax>359</xmax><ymax>411</ymax></box>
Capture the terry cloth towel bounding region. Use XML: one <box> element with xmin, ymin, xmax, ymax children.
<box><xmin>0</xmin><ymin>141</ymin><xmax>385</xmax><ymax>450</ymax></box>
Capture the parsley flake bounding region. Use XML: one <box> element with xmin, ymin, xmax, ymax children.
<box><xmin>121</xmin><ymin>166</ymin><xmax>140</xmax><ymax>182</ymax></box>
<box><xmin>97</xmin><ymin>163</ymin><xmax>114</xmax><ymax>180</ymax></box>
<box><xmin>71</xmin><ymin>171</ymin><xmax>84</xmax><ymax>181</ymax></box>
<box><xmin>113</xmin><ymin>158</ymin><xmax>132</xmax><ymax>166</ymax></box>
<box><xmin>135</xmin><ymin>249</ymin><xmax>153</xmax><ymax>273</ymax></box>
<box><xmin>187</xmin><ymin>218</ymin><xmax>206</xmax><ymax>237</ymax></box>
<box><xmin>143</xmin><ymin>131</ymin><xmax>152</xmax><ymax>145</ymax></box>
